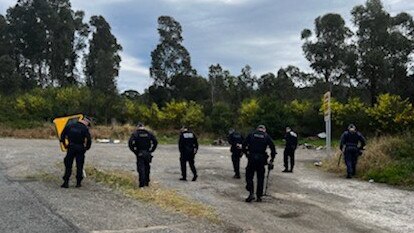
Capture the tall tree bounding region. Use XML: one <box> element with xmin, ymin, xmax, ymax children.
<box><xmin>352</xmin><ymin>0</ymin><xmax>414</xmax><ymax>104</ymax></box>
<box><xmin>257</xmin><ymin>68</ymin><xmax>296</xmax><ymax>101</ymax></box>
<box><xmin>301</xmin><ymin>13</ymin><xmax>355</xmax><ymax>89</ymax></box>
<box><xmin>150</xmin><ymin>16</ymin><xmax>195</xmax><ymax>87</ymax></box>
<box><xmin>208</xmin><ymin>64</ymin><xmax>229</xmax><ymax>105</ymax></box>
<box><xmin>85</xmin><ymin>15</ymin><xmax>122</xmax><ymax>95</ymax></box>
<box><xmin>84</xmin><ymin>15</ymin><xmax>122</xmax><ymax>123</ymax></box>
<box><xmin>7</xmin><ymin>0</ymin><xmax>50</xmax><ymax>87</ymax></box>
<box><xmin>47</xmin><ymin>0</ymin><xmax>89</xmax><ymax>86</ymax></box>
<box><xmin>0</xmin><ymin>14</ymin><xmax>21</xmax><ymax>95</ymax></box>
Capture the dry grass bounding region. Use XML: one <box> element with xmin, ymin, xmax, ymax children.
<box><xmin>323</xmin><ymin>136</ymin><xmax>401</xmax><ymax>175</ymax></box>
<box><xmin>357</xmin><ymin>136</ymin><xmax>402</xmax><ymax>175</ymax></box>
<box><xmin>0</xmin><ymin>124</ymin><xmax>57</xmax><ymax>139</ymax></box>
<box><xmin>85</xmin><ymin>166</ymin><xmax>219</xmax><ymax>223</ymax></box>
<box><xmin>321</xmin><ymin>135</ymin><xmax>414</xmax><ymax>188</ymax></box>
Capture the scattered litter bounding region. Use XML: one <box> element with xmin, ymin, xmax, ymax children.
<box><xmin>302</xmin><ymin>143</ymin><xmax>316</xmax><ymax>149</ymax></box>
<box><xmin>316</xmin><ymin>146</ymin><xmax>324</xmax><ymax>150</ymax></box>
<box><xmin>317</xmin><ymin>132</ymin><xmax>327</xmax><ymax>139</ymax></box>
<box><xmin>97</xmin><ymin>139</ymin><xmax>111</xmax><ymax>143</ymax></box>
<box><xmin>96</xmin><ymin>139</ymin><xmax>121</xmax><ymax>144</ymax></box>
<box><xmin>314</xmin><ymin>161</ymin><xmax>323</xmax><ymax>167</ymax></box>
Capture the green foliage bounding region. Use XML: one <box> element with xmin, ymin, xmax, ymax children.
<box><xmin>150</xmin><ymin>16</ymin><xmax>194</xmax><ymax>87</ymax></box>
<box><xmin>367</xmin><ymin>94</ymin><xmax>414</xmax><ymax>133</ymax></box>
<box><xmin>15</xmin><ymin>90</ymin><xmax>52</xmax><ymax>120</ymax></box>
<box><xmin>329</xmin><ymin>97</ymin><xmax>370</xmax><ymax>131</ymax></box>
<box><xmin>161</xmin><ymin>100</ymin><xmax>204</xmax><ymax>129</ymax></box>
<box><xmin>288</xmin><ymin>100</ymin><xmax>322</xmax><ymax>136</ymax></box>
<box><xmin>85</xmin><ymin>15</ymin><xmax>122</xmax><ymax>95</ymax></box>
<box><xmin>301</xmin><ymin>13</ymin><xmax>355</xmax><ymax>84</ymax></box>
<box><xmin>238</xmin><ymin>99</ymin><xmax>260</xmax><ymax>129</ymax></box>
<box><xmin>209</xmin><ymin>102</ymin><xmax>234</xmax><ymax>135</ymax></box>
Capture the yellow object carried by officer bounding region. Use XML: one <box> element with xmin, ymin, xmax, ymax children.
<box><xmin>53</xmin><ymin>114</ymin><xmax>84</xmax><ymax>152</ymax></box>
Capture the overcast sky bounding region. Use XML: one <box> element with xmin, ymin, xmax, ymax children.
<box><xmin>1</xmin><ymin>0</ymin><xmax>413</xmax><ymax>93</ymax></box>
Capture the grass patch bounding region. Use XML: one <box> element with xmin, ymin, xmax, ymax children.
<box><xmin>0</xmin><ymin>124</ymin><xmax>216</xmax><ymax>145</ymax></box>
<box><xmin>26</xmin><ymin>171</ymin><xmax>61</xmax><ymax>183</ymax></box>
<box><xmin>85</xmin><ymin>166</ymin><xmax>219</xmax><ymax>223</ymax></box>
<box><xmin>322</xmin><ymin>135</ymin><xmax>414</xmax><ymax>189</ymax></box>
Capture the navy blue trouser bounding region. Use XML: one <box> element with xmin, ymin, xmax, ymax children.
<box><xmin>63</xmin><ymin>147</ymin><xmax>85</xmax><ymax>183</ymax></box>
<box><xmin>231</xmin><ymin>150</ymin><xmax>242</xmax><ymax>176</ymax></box>
<box><xmin>344</xmin><ymin>147</ymin><xmax>359</xmax><ymax>176</ymax></box>
<box><xmin>245</xmin><ymin>156</ymin><xmax>266</xmax><ymax>197</ymax></box>
<box><xmin>180</xmin><ymin>154</ymin><xmax>197</xmax><ymax>179</ymax></box>
<box><xmin>283</xmin><ymin>148</ymin><xmax>295</xmax><ymax>171</ymax></box>
<box><xmin>136</xmin><ymin>157</ymin><xmax>150</xmax><ymax>187</ymax></box>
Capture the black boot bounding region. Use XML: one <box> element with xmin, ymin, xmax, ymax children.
<box><xmin>282</xmin><ymin>169</ymin><xmax>289</xmax><ymax>173</ymax></box>
<box><xmin>76</xmin><ymin>180</ymin><xmax>82</xmax><ymax>188</ymax></box>
<box><xmin>245</xmin><ymin>193</ymin><xmax>255</xmax><ymax>202</ymax></box>
<box><xmin>192</xmin><ymin>175</ymin><xmax>198</xmax><ymax>181</ymax></box>
<box><xmin>256</xmin><ymin>196</ymin><xmax>262</xmax><ymax>202</ymax></box>
<box><xmin>61</xmin><ymin>181</ymin><xmax>69</xmax><ymax>188</ymax></box>
<box><xmin>234</xmin><ymin>174</ymin><xmax>241</xmax><ymax>179</ymax></box>
<box><xmin>180</xmin><ymin>177</ymin><xmax>187</xmax><ymax>181</ymax></box>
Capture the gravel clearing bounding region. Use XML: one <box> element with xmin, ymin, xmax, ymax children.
<box><xmin>1</xmin><ymin>138</ymin><xmax>413</xmax><ymax>233</ymax></box>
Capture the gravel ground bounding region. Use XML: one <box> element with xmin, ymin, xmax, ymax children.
<box><xmin>0</xmin><ymin>138</ymin><xmax>413</xmax><ymax>233</ymax></box>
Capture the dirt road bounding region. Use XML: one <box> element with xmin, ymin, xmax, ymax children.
<box><xmin>0</xmin><ymin>138</ymin><xmax>413</xmax><ymax>233</ymax></box>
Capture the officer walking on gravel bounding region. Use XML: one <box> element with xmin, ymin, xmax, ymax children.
<box><xmin>227</xmin><ymin>129</ymin><xmax>244</xmax><ymax>179</ymax></box>
<box><xmin>340</xmin><ymin>124</ymin><xmax>366</xmax><ymax>179</ymax></box>
<box><xmin>60</xmin><ymin>116</ymin><xmax>92</xmax><ymax>188</ymax></box>
<box><xmin>178</xmin><ymin>126</ymin><xmax>199</xmax><ymax>181</ymax></box>
<box><xmin>283</xmin><ymin>127</ymin><xmax>298</xmax><ymax>173</ymax></box>
<box><xmin>243</xmin><ymin>125</ymin><xmax>276</xmax><ymax>202</ymax></box>
<box><xmin>129</xmin><ymin>123</ymin><xmax>158</xmax><ymax>188</ymax></box>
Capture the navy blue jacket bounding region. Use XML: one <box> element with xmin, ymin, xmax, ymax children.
<box><xmin>128</xmin><ymin>129</ymin><xmax>158</xmax><ymax>154</ymax></box>
<box><xmin>243</xmin><ymin>130</ymin><xmax>276</xmax><ymax>160</ymax></box>
<box><xmin>60</xmin><ymin>122</ymin><xmax>91</xmax><ymax>151</ymax></box>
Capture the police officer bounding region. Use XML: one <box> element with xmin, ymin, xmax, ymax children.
<box><xmin>60</xmin><ymin>116</ymin><xmax>92</xmax><ymax>188</ymax></box>
<box><xmin>340</xmin><ymin>124</ymin><xmax>366</xmax><ymax>179</ymax></box>
<box><xmin>128</xmin><ymin>123</ymin><xmax>158</xmax><ymax>188</ymax></box>
<box><xmin>243</xmin><ymin>125</ymin><xmax>276</xmax><ymax>202</ymax></box>
<box><xmin>227</xmin><ymin>129</ymin><xmax>244</xmax><ymax>179</ymax></box>
<box><xmin>283</xmin><ymin>127</ymin><xmax>298</xmax><ymax>173</ymax></box>
<box><xmin>178</xmin><ymin>126</ymin><xmax>198</xmax><ymax>181</ymax></box>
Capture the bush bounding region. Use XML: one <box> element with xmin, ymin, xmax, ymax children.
<box><xmin>209</xmin><ymin>102</ymin><xmax>234</xmax><ymax>135</ymax></box>
<box><xmin>324</xmin><ymin>135</ymin><xmax>414</xmax><ymax>188</ymax></box>
<box><xmin>238</xmin><ymin>98</ymin><xmax>259</xmax><ymax>128</ymax></box>
<box><xmin>288</xmin><ymin>100</ymin><xmax>322</xmax><ymax>136</ymax></box>
<box><xmin>161</xmin><ymin>100</ymin><xmax>205</xmax><ymax>129</ymax></box>
<box><xmin>367</xmin><ymin>94</ymin><xmax>414</xmax><ymax>133</ymax></box>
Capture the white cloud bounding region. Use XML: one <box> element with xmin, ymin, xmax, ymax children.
<box><xmin>162</xmin><ymin>0</ymin><xmax>249</xmax><ymax>5</ymax></box>
<box><xmin>117</xmin><ymin>53</ymin><xmax>151</xmax><ymax>93</ymax></box>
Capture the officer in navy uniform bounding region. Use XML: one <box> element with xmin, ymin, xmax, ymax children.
<box><xmin>60</xmin><ymin>116</ymin><xmax>92</xmax><ymax>188</ymax></box>
<box><xmin>243</xmin><ymin>125</ymin><xmax>276</xmax><ymax>202</ymax></box>
<box><xmin>283</xmin><ymin>127</ymin><xmax>298</xmax><ymax>173</ymax></box>
<box><xmin>340</xmin><ymin>124</ymin><xmax>366</xmax><ymax>179</ymax></box>
<box><xmin>178</xmin><ymin>126</ymin><xmax>199</xmax><ymax>181</ymax></box>
<box><xmin>227</xmin><ymin>129</ymin><xmax>244</xmax><ymax>179</ymax></box>
<box><xmin>129</xmin><ymin>123</ymin><xmax>158</xmax><ymax>187</ymax></box>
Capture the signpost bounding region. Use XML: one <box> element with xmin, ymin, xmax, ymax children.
<box><xmin>323</xmin><ymin>92</ymin><xmax>331</xmax><ymax>155</ymax></box>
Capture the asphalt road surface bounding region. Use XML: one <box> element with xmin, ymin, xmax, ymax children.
<box><xmin>0</xmin><ymin>138</ymin><xmax>413</xmax><ymax>233</ymax></box>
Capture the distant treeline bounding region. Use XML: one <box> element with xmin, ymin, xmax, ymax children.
<box><xmin>1</xmin><ymin>0</ymin><xmax>414</xmax><ymax>138</ymax></box>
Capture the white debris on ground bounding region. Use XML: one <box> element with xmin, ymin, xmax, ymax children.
<box><xmin>96</xmin><ymin>139</ymin><xmax>121</xmax><ymax>144</ymax></box>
